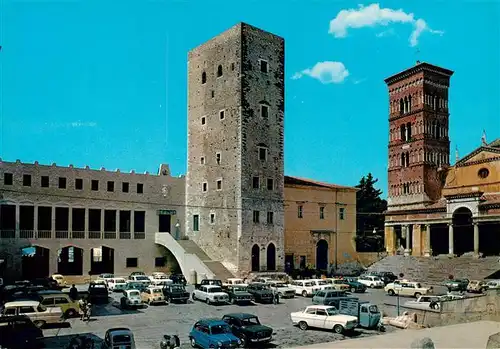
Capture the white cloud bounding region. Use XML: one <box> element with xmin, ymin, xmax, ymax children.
<box><xmin>376</xmin><ymin>28</ymin><xmax>395</xmax><ymax>38</ymax></box>
<box><xmin>292</xmin><ymin>61</ymin><xmax>349</xmax><ymax>84</ymax></box>
<box><xmin>328</xmin><ymin>3</ymin><xmax>443</xmax><ymax>46</ymax></box>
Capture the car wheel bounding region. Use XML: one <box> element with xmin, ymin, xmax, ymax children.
<box><xmin>350</xmin><ymin>287</ymin><xmax>356</xmax><ymax>293</ymax></box>
<box><xmin>166</xmin><ymin>296</ymin><xmax>171</xmax><ymax>303</ymax></box>
<box><xmin>192</xmin><ymin>293</ymin><xmax>196</xmax><ymax>301</ymax></box>
<box><xmin>388</xmin><ymin>289</ymin><xmax>395</xmax><ymax>296</ymax></box>
<box><xmin>33</xmin><ymin>320</ymin><xmax>45</xmax><ymax>328</ymax></box>
<box><xmin>370</xmin><ymin>283</ymin><xmax>375</xmax><ymax>288</ymax></box>
<box><xmin>302</xmin><ymin>290</ymin><xmax>308</xmax><ymax>297</ymax></box>
<box><xmin>190</xmin><ymin>337</ymin><xmax>197</xmax><ymax>348</ymax></box>
<box><xmin>206</xmin><ymin>298</ymin><xmax>210</xmax><ymax>305</ymax></box>
<box><xmin>239</xmin><ymin>334</ymin><xmax>247</xmax><ymax>347</ymax></box>
<box><xmin>333</xmin><ymin>325</ymin><xmax>344</xmax><ymax>334</ymax></box>
<box><xmin>231</xmin><ymin>298</ymin><xmax>236</xmax><ymax>305</ymax></box>
<box><xmin>298</xmin><ymin>321</ymin><xmax>308</xmax><ymax>330</ymax></box>
<box><xmin>65</xmin><ymin>308</ymin><xmax>77</xmax><ymax>318</ymax></box>
<box><xmin>414</xmin><ymin>292</ymin><xmax>421</xmax><ymax>298</ymax></box>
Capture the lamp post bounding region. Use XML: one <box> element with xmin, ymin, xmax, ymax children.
<box><xmin>174</xmin><ymin>221</ymin><xmax>180</xmax><ymax>240</ymax></box>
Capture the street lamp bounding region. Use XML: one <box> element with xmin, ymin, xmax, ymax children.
<box><xmin>174</xmin><ymin>221</ymin><xmax>180</xmax><ymax>240</ymax></box>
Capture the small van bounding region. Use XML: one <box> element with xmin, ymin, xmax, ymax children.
<box><xmin>39</xmin><ymin>293</ymin><xmax>80</xmax><ymax>318</ymax></box>
<box><xmin>312</xmin><ymin>290</ymin><xmax>352</xmax><ymax>307</ymax></box>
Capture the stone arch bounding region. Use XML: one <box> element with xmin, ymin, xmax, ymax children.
<box><xmin>452</xmin><ymin>207</ymin><xmax>474</xmax><ymax>255</ymax></box>
<box><xmin>251</xmin><ymin>244</ymin><xmax>260</xmax><ymax>272</ymax></box>
<box><xmin>266</xmin><ymin>242</ymin><xmax>276</xmax><ymax>271</ymax></box>
<box><xmin>89</xmin><ymin>245</ymin><xmax>114</xmax><ymax>275</ymax></box>
<box><xmin>21</xmin><ymin>245</ymin><xmax>50</xmax><ymax>280</ymax></box>
<box><xmin>316</xmin><ymin>239</ymin><xmax>329</xmax><ymax>271</ymax></box>
<box><xmin>57</xmin><ymin>245</ymin><xmax>83</xmax><ymax>276</ymax></box>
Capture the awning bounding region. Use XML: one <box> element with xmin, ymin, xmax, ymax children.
<box><xmin>21</xmin><ymin>247</ymin><xmax>36</xmax><ymax>257</ymax></box>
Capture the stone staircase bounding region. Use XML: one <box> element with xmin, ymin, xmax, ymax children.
<box><xmin>368</xmin><ymin>255</ymin><xmax>500</xmax><ymax>284</ymax></box>
<box><xmin>177</xmin><ymin>240</ymin><xmax>234</xmax><ymax>281</ymax></box>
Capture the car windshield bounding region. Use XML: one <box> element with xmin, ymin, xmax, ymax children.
<box><xmin>115</xmin><ymin>279</ymin><xmax>126</xmax><ymax>283</ymax></box>
<box><xmin>156</xmin><ymin>275</ymin><xmax>167</xmax><ymax>279</ymax></box>
<box><xmin>112</xmin><ymin>335</ymin><xmax>132</xmax><ymax>344</ymax></box>
<box><xmin>252</xmin><ymin>285</ymin><xmax>265</xmax><ymax>290</ymax></box>
<box><xmin>232</xmin><ymin>280</ymin><xmax>244</xmax><ymax>284</ymax></box>
<box><xmin>241</xmin><ymin>317</ymin><xmax>260</xmax><ymax>326</ymax></box>
<box><xmin>91</xmin><ymin>284</ymin><xmax>106</xmax><ymax>288</ymax></box>
<box><xmin>151</xmin><ymin>288</ymin><xmax>162</xmax><ymax>293</ymax></box>
<box><xmin>317</xmin><ymin>281</ymin><xmax>327</xmax><ymax>285</ymax></box>
<box><xmin>326</xmin><ymin>308</ymin><xmax>339</xmax><ymax>316</ymax></box>
<box><xmin>208</xmin><ymin>287</ymin><xmax>222</xmax><ymax>293</ymax></box>
<box><xmin>210</xmin><ymin>324</ymin><xmax>231</xmax><ymax>335</ymax></box>
<box><xmin>136</xmin><ymin>276</ymin><xmax>149</xmax><ymax>281</ymax></box>
<box><xmin>129</xmin><ymin>291</ymin><xmax>140</xmax><ymax>297</ymax></box>
<box><xmin>369</xmin><ymin>305</ymin><xmax>379</xmax><ymax>313</ymax></box>
<box><xmin>171</xmin><ymin>286</ymin><xmax>184</xmax><ymax>291</ymax></box>
<box><xmin>233</xmin><ymin>287</ymin><xmax>246</xmax><ymax>292</ymax></box>
<box><xmin>275</xmin><ymin>284</ymin><xmax>287</xmax><ymax>288</ymax></box>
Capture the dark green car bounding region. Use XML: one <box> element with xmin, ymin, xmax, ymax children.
<box><xmin>342</xmin><ymin>278</ymin><xmax>367</xmax><ymax>293</ymax></box>
<box><xmin>443</xmin><ymin>278</ymin><xmax>469</xmax><ymax>292</ymax></box>
<box><xmin>226</xmin><ymin>286</ymin><xmax>254</xmax><ymax>304</ymax></box>
<box><xmin>222</xmin><ymin>313</ymin><xmax>273</xmax><ymax>347</ymax></box>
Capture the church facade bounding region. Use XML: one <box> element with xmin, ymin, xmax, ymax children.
<box><xmin>384</xmin><ymin>62</ymin><xmax>500</xmax><ymax>257</ymax></box>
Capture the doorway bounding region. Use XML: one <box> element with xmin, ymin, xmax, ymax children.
<box><xmin>159</xmin><ymin>215</ymin><xmax>171</xmax><ymax>233</ymax></box>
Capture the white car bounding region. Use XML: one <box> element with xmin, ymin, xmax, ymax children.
<box><xmin>289</xmin><ymin>280</ymin><xmax>321</xmax><ymax>297</ymax></box>
<box><xmin>309</xmin><ymin>279</ymin><xmax>331</xmax><ymax>291</ymax></box>
<box><xmin>223</xmin><ymin>278</ymin><xmax>248</xmax><ymax>287</ymax></box>
<box><xmin>120</xmin><ymin>290</ymin><xmax>143</xmax><ymax>309</ymax></box>
<box><xmin>129</xmin><ymin>275</ymin><xmax>151</xmax><ymax>286</ymax></box>
<box><xmin>385</xmin><ymin>281</ymin><xmax>432</xmax><ymax>298</ymax></box>
<box><xmin>108</xmin><ymin>278</ymin><xmax>127</xmax><ymax>292</ymax></box>
<box><xmin>486</xmin><ymin>280</ymin><xmax>500</xmax><ymax>290</ymax></box>
<box><xmin>357</xmin><ymin>275</ymin><xmax>385</xmax><ymax>288</ymax></box>
<box><xmin>290</xmin><ymin>305</ymin><xmax>358</xmax><ymax>334</ymax></box>
<box><xmin>97</xmin><ymin>273</ymin><xmax>115</xmax><ymax>285</ymax></box>
<box><xmin>404</xmin><ymin>295</ymin><xmax>446</xmax><ymax>310</ymax></box>
<box><xmin>267</xmin><ymin>281</ymin><xmax>295</xmax><ymax>298</ymax></box>
<box><xmin>192</xmin><ymin>285</ymin><xmax>229</xmax><ymax>305</ymax></box>
<box><xmin>1</xmin><ymin>300</ymin><xmax>64</xmax><ymax>328</ymax></box>
<box><xmin>149</xmin><ymin>273</ymin><xmax>173</xmax><ymax>286</ymax></box>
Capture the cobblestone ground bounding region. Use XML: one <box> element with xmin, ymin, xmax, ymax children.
<box><xmin>41</xmin><ymin>284</ymin><xmax>452</xmax><ymax>348</ymax></box>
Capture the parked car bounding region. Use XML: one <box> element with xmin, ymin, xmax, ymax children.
<box><xmin>0</xmin><ymin>315</ymin><xmax>43</xmax><ymax>349</ymax></box>
<box><xmin>149</xmin><ymin>272</ymin><xmax>168</xmax><ymax>281</ymax></box>
<box><xmin>163</xmin><ymin>284</ymin><xmax>190</xmax><ymax>303</ymax></box>
<box><xmin>97</xmin><ymin>274</ymin><xmax>115</xmax><ymax>285</ymax></box>
<box><xmin>88</xmin><ymin>282</ymin><xmax>109</xmax><ymax>304</ymax></box>
<box><xmin>443</xmin><ymin>278</ymin><xmax>469</xmax><ymax>292</ymax></box>
<box><xmin>290</xmin><ymin>305</ymin><xmax>358</xmax><ymax>334</ymax></box>
<box><xmin>289</xmin><ymin>280</ymin><xmax>320</xmax><ymax>297</ymax></box>
<box><xmin>246</xmin><ymin>283</ymin><xmax>273</xmax><ymax>303</ymax></box>
<box><xmin>0</xmin><ymin>300</ymin><xmax>64</xmax><ymax>328</ymax></box>
<box><xmin>149</xmin><ymin>273</ymin><xmax>173</xmax><ymax>286</ymax></box>
<box><xmin>129</xmin><ymin>271</ymin><xmax>146</xmax><ymax>277</ymax></box>
<box><xmin>223</xmin><ymin>278</ymin><xmax>248</xmax><ymax>288</ymax></box>
<box><xmin>267</xmin><ymin>281</ymin><xmax>295</xmax><ymax>298</ymax></box>
<box><xmin>312</xmin><ymin>290</ymin><xmax>352</xmax><ymax>307</ymax></box>
<box><xmin>226</xmin><ymin>286</ymin><xmax>254</xmax><ymax>305</ymax></box>
<box><xmin>337</xmin><ymin>278</ymin><xmax>367</xmax><ymax>293</ymax></box>
<box><xmin>367</xmin><ymin>271</ymin><xmax>398</xmax><ymax>284</ymax></box>
<box><xmin>324</xmin><ymin>278</ymin><xmax>351</xmax><ymax>292</ymax></box>
<box><xmin>102</xmin><ymin>327</ymin><xmax>136</xmax><ymax>349</ymax></box>
<box><xmin>107</xmin><ymin>278</ymin><xmax>127</xmax><ymax>292</ymax></box>
<box><xmin>385</xmin><ymin>281</ymin><xmax>432</xmax><ymax>298</ymax></box>
<box><xmin>50</xmin><ymin>274</ymin><xmax>67</xmax><ymax>287</ymax></box>
<box><xmin>222</xmin><ymin>313</ymin><xmax>273</xmax><ymax>347</ymax></box>
<box><xmin>357</xmin><ymin>275</ymin><xmax>385</xmax><ymax>288</ymax></box>
<box><xmin>120</xmin><ymin>290</ymin><xmax>143</xmax><ymax>309</ymax></box>
<box><xmin>170</xmin><ymin>274</ymin><xmax>187</xmax><ymax>285</ymax></box>
<box><xmin>39</xmin><ymin>292</ymin><xmax>80</xmax><ymax>318</ymax></box>
<box><xmin>30</xmin><ymin>277</ymin><xmax>60</xmax><ymax>290</ymax></box>
<box><xmin>192</xmin><ymin>285</ymin><xmax>229</xmax><ymax>305</ymax></box>
<box><xmin>125</xmin><ymin>281</ymin><xmax>148</xmax><ymax>292</ymax></box>
<box><xmin>467</xmin><ymin>280</ymin><xmax>488</xmax><ymax>293</ymax></box>
<box><xmin>141</xmin><ymin>287</ymin><xmax>166</xmax><ymax>305</ymax></box>
<box><xmin>486</xmin><ymin>280</ymin><xmax>500</xmax><ymax>290</ymax></box>
<box><xmin>128</xmin><ymin>275</ymin><xmax>151</xmax><ymax>287</ymax></box>
<box><xmin>189</xmin><ymin>319</ymin><xmax>241</xmax><ymax>349</ymax></box>
<box><xmin>404</xmin><ymin>295</ymin><xmax>447</xmax><ymax>310</ymax></box>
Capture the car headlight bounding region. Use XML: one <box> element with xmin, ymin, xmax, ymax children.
<box><xmin>217</xmin><ymin>341</ymin><xmax>222</xmax><ymax>347</ymax></box>
<box><xmin>237</xmin><ymin>339</ymin><xmax>242</xmax><ymax>345</ymax></box>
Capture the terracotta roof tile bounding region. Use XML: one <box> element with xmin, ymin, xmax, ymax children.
<box><xmin>425</xmin><ymin>199</ymin><xmax>447</xmax><ymax>209</ymax></box>
<box><xmin>284</xmin><ymin>175</ymin><xmax>358</xmax><ymax>191</ymax></box>
<box><xmin>480</xmin><ymin>193</ymin><xmax>500</xmax><ymax>205</ymax></box>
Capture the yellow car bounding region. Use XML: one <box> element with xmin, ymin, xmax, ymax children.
<box><xmin>39</xmin><ymin>292</ymin><xmax>80</xmax><ymax>318</ymax></box>
<box><xmin>141</xmin><ymin>287</ymin><xmax>166</xmax><ymax>305</ymax></box>
<box><xmin>325</xmin><ymin>278</ymin><xmax>350</xmax><ymax>291</ymax></box>
<box><xmin>51</xmin><ymin>274</ymin><xmax>67</xmax><ymax>287</ymax></box>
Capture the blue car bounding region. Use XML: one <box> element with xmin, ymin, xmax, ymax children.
<box><xmin>189</xmin><ymin>319</ymin><xmax>242</xmax><ymax>348</ymax></box>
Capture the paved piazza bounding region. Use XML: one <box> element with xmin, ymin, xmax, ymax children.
<box><xmin>37</xmin><ymin>285</ymin><xmax>453</xmax><ymax>348</ymax></box>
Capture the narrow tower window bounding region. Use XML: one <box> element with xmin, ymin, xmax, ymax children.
<box><xmin>259</xmin><ymin>59</ymin><xmax>268</xmax><ymax>73</ymax></box>
<box><xmin>201</xmin><ymin>71</ymin><xmax>207</xmax><ymax>84</ymax></box>
<box><xmin>217</xmin><ymin>65</ymin><xmax>223</xmax><ymax>77</ymax></box>
<box><xmin>260</xmin><ymin>105</ymin><xmax>269</xmax><ymax>118</ymax></box>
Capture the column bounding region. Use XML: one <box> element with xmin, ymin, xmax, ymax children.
<box><xmin>15</xmin><ymin>203</ymin><xmax>20</xmax><ymax>238</ymax></box>
<box><xmin>34</xmin><ymin>205</ymin><xmax>38</xmax><ymax>235</ymax></box>
<box><xmin>100</xmin><ymin>208</ymin><xmax>105</xmax><ymax>239</ymax></box>
<box><xmin>84</xmin><ymin>208</ymin><xmax>89</xmax><ymax>237</ymax></box>
<box><xmin>49</xmin><ymin>249</ymin><xmax>58</xmax><ymax>275</ymax></box>
<box><xmin>404</xmin><ymin>225</ymin><xmax>411</xmax><ymax>256</ymax></box>
<box><xmin>412</xmin><ymin>224</ymin><xmax>422</xmax><ymax>256</ymax></box>
<box><xmin>83</xmin><ymin>248</ymin><xmax>91</xmax><ymax>277</ymax></box>
<box><xmin>424</xmin><ymin>224</ymin><xmax>431</xmax><ymax>257</ymax></box>
<box><xmin>384</xmin><ymin>226</ymin><xmax>396</xmax><ymax>255</ymax></box>
<box><xmin>131</xmin><ymin>210</ymin><xmax>135</xmax><ymax>234</ymax></box>
<box><xmin>473</xmin><ymin>223</ymin><xmax>479</xmax><ymax>255</ymax></box>
<box><xmin>448</xmin><ymin>223</ymin><xmax>454</xmax><ymax>256</ymax></box>
<box><xmin>51</xmin><ymin>206</ymin><xmax>56</xmax><ymax>238</ymax></box>
<box><xmin>68</xmin><ymin>206</ymin><xmax>73</xmax><ymax>238</ymax></box>
<box><xmin>115</xmin><ymin>210</ymin><xmax>119</xmax><ymax>239</ymax></box>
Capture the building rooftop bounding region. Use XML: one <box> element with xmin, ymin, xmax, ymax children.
<box><xmin>284</xmin><ymin>175</ymin><xmax>357</xmax><ymax>191</ymax></box>
<box><xmin>384</xmin><ymin>61</ymin><xmax>454</xmax><ymax>85</ymax></box>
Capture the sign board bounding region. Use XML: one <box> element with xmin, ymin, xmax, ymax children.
<box><xmin>157</xmin><ymin>209</ymin><xmax>177</xmax><ymax>215</ymax></box>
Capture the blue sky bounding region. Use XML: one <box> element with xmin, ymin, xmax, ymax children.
<box><xmin>1</xmin><ymin>1</ymin><xmax>499</xmax><ymax>197</ymax></box>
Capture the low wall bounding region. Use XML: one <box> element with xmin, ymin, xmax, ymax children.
<box><xmin>357</xmin><ymin>252</ymin><xmax>387</xmax><ymax>267</ymax></box>
<box><xmin>383</xmin><ymin>289</ymin><xmax>500</xmax><ymax>327</ymax></box>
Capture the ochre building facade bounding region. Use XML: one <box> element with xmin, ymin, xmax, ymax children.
<box><xmin>283</xmin><ymin>176</ymin><xmax>358</xmax><ymax>271</ymax></box>
<box><xmin>384</xmin><ymin>62</ymin><xmax>500</xmax><ymax>257</ymax></box>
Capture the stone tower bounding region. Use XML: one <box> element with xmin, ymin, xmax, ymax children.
<box><xmin>185</xmin><ymin>23</ymin><xmax>285</xmax><ymax>275</ymax></box>
<box><xmin>385</xmin><ymin>62</ymin><xmax>454</xmax><ymax>211</ymax></box>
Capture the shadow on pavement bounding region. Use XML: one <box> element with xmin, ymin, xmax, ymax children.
<box><xmin>39</xmin><ymin>333</ymin><xmax>103</xmax><ymax>348</ymax></box>
<box><xmin>90</xmin><ymin>300</ymin><xmax>144</xmax><ymax>317</ymax></box>
<box><xmin>43</xmin><ymin>322</ymin><xmax>72</xmax><ymax>329</ymax></box>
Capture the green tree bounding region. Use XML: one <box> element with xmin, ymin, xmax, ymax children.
<box><xmin>354</xmin><ymin>173</ymin><xmax>387</xmax><ymax>252</ymax></box>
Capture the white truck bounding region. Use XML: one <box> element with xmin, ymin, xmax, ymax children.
<box><xmin>290</xmin><ymin>305</ymin><xmax>358</xmax><ymax>334</ymax></box>
<box><xmin>192</xmin><ymin>285</ymin><xmax>229</xmax><ymax>305</ymax></box>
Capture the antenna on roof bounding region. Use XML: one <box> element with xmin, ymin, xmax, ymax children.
<box><xmin>415</xmin><ymin>48</ymin><xmax>421</xmax><ymax>65</ymax></box>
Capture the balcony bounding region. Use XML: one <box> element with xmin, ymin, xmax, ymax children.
<box><xmin>88</xmin><ymin>231</ymin><xmax>102</xmax><ymax>239</ymax></box>
<box><xmin>37</xmin><ymin>230</ymin><xmax>52</xmax><ymax>239</ymax></box>
<box><xmin>20</xmin><ymin>230</ymin><xmax>34</xmax><ymax>239</ymax></box>
<box><xmin>55</xmin><ymin>231</ymin><xmax>69</xmax><ymax>239</ymax></box>
<box><xmin>104</xmin><ymin>231</ymin><xmax>116</xmax><ymax>239</ymax></box>
<box><xmin>0</xmin><ymin>230</ymin><xmax>15</xmax><ymax>239</ymax></box>
<box><xmin>119</xmin><ymin>232</ymin><xmax>131</xmax><ymax>239</ymax></box>
<box><xmin>134</xmin><ymin>232</ymin><xmax>145</xmax><ymax>239</ymax></box>
<box><xmin>72</xmin><ymin>231</ymin><xmax>85</xmax><ymax>239</ymax></box>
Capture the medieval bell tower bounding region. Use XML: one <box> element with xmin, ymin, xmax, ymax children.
<box><xmin>385</xmin><ymin>62</ymin><xmax>454</xmax><ymax>211</ymax></box>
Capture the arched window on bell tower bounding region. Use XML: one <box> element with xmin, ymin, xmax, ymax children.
<box><xmin>401</xmin><ymin>153</ymin><xmax>405</xmax><ymax>167</ymax></box>
<box><xmin>406</xmin><ymin>122</ymin><xmax>412</xmax><ymax>140</ymax></box>
<box><xmin>408</xmin><ymin>95</ymin><xmax>412</xmax><ymax>112</ymax></box>
<box><xmin>399</xmin><ymin>99</ymin><xmax>404</xmax><ymax>115</ymax></box>
<box><xmin>400</xmin><ymin>124</ymin><xmax>406</xmax><ymax>141</ymax></box>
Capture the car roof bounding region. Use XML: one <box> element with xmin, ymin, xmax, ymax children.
<box><xmin>204</xmin><ymin>284</ymin><xmax>221</xmax><ymax>288</ymax></box>
<box><xmin>107</xmin><ymin>327</ymin><xmax>132</xmax><ymax>333</ymax></box>
<box><xmin>198</xmin><ymin>318</ymin><xmax>227</xmax><ymax>326</ymax></box>
<box><xmin>4</xmin><ymin>300</ymin><xmax>40</xmax><ymax>307</ymax></box>
<box><xmin>306</xmin><ymin>305</ymin><xmax>335</xmax><ymax>310</ymax></box>
<box><xmin>224</xmin><ymin>313</ymin><xmax>257</xmax><ymax>320</ymax></box>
